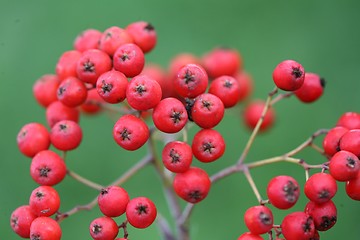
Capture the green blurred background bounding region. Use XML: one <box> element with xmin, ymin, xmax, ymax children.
<box><xmin>1</xmin><ymin>0</ymin><xmax>360</xmax><ymax>239</ymax></box>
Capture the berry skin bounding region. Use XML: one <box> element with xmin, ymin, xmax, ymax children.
<box><xmin>81</xmin><ymin>88</ymin><xmax>104</xmax><ymax>114</ymax></box>
<box><xmin>113</xmin><ymin>43</ymin><xmax>145</xmax><ymax>78</ymax></box>
<box><xmin>233</xmin><ymin>71</ymin><xmax>253</xmax><ymax>102</ymax></box>
<box><xmin>168</xmin><ymin>53</ymin><xmax>201</xmax><ymax>79</ymax></box>
<box><xmin>244</xmin><ymin>205</ymin><xmax>273</xmax><ymax>235</ymax></box>
<box><xmin>152</xmin><ymin>97</ymin><xmax>188</xmax><ymax>133</ymax></box>
<box><xmin>339</xmin><ymin>129</ymin><xmax>360</xmax><ymax>157</ymax></box>
<box><xmin>191</xmin><ymin>93</ymin><xmax>225</xmax><ymax>129</ymax></box>
<box><xmin>346</xmin><ymin>170</ymin><xmax>360</xmax><ymax>200</ymax></box>
<box><xmin>294</xmin><ymin>73</ymin><xmax>325</xmax><ymax>103</ymax></box>
<box><xmin>304</xmin><ymin>173</ymin><xmax>337</xmax><ymax>204</ymax></box>
<box><xmin>55</xmin><ymin>50</ymin><xmax>82</xmax><ymax>81</ymax></box>
<box><xmin>99</xmin><ymin>26</ymin><xmax>134</xmax><ymax>56</ymax></box>
<box><xmin>174</xmin><ymin>63</ymin><xmax>208</xmax><ymax>98</ymax></box>
<box><xmin>50</xmin><ymin>120</ymin><xmax>82</xmax><ymax>151</ymax></box>
<box><xmin>30</xmin><ymin>150</ymin><xmax>67</xmax><ymax>186</ymax></box>
<box><xmin>243</xmin><ymin>100</ymin><xmax>275</xmax><ymax>131</ymax></box>
<box><xmin>272</xmin><ymin>60</ymin><xmax>305</xmax><ymax>91</ymax></box>
<box><xmin>322</xmin><ymin>126</ymin><xmax>349</xmax><ymax>156</ymax></box>
<box><xmin>336</xmin><ymin>112</ymin><xmax>360</xmax><ymax>130</ymax></box>
<box><xmin>89</xmin><ymin>216</ymin><xmax>119</xmax><ymax>240</ymax></box>
<box><xmin>281</xmin><ymin>212</ymin><xmax>315</xmax><ymax>240</ymax></box>
<box><xmin>17</xmin><ymin>122</ymin><xmax>50</xmax><ymax>158</ymax></box>
<box><xmin>237</xmin><ymin>232</ymin><xmax>264</xmax><ymax>240</ymax></box>
<box><xmin>126</xmin><ymin>74</ymin><xmax>162</xmax><ymax>111</ymax></box>
<box><xmin>141</xmin><ymin>63</ymin><xmax>171</xmax><ymax>99</ymax></box>
<box><xmin>57</xmin><ymin>76</ymin><xmax>88</xmax><ymax>107</ymax></box>
<box><xmin>305</xmin><ymin>200</ymin><xmax>337</xmax><ymax>231</ymax></box>
<box><xmin>208</xmin><ymin>75</ymin><xmax>241</xmax><ymax>108</ymax></box>
<box><xmin>126</xmin><ymin>197</ymin><xmax>157</xmax><ymax>228</ymax></box>
<box><xmin>10</xmin><ymin>205</ymin><xmax>37</xmax><ymax>238</ymax></box>
<box><xmin>73</xmin><ymin>28</ymin><xmax>102</xmax><ymax>52</ymax></box>
<box><xmin>46</xmin><ymin>101</ymin><xmax>80</xmax><ymax>128</ymax></box>
<box><xmin>126</xmin><ymin>21</ymin><xmax>157</xmax><ymax>53</ymax></box>
<box><xmin>173</xmin><ymin>167</ymin><xmax>211</xmax><ymax>203</ymax></box>
<box><xmin>96</xmin><ymin>70</ymin><xmax>128</xmax><ymax>104</ymax></box>
<box><xmin>98</xmin><ymin>186</ymin><xmax>130</xmax><ymax>217</ymax></box>
<box><xmin>266</xmin><ymin>175</ymin><xmax>300</xmax><ymax>209</ymax></box>
<box><xmin>30</xmin><ymin>217</ymin><xmax>62</xmax><ymax>240</ymax></box>
<box><xmin>33</xmin><ymin>74</ymin><xmax>60</xmax><ymax>108</ymax></box>
<box><xmin>113</xmin><ymin>114</ymin><xmax>149</xmax><ymax>151</ymax></box>
<box><xmin>192</xmin><ymin>129</ymin><xmax>225</xmax><ymax>163</ymax></box>
<box><xmin>29</xmin><ymin>185</ymin><xmax>60</xmax><ymax>217</ymax></box>
<box><xmin>162</xmin><ymin>141</ymin><xmax>192</xmax><ymax>173</ymax></box>
<box><xmin>329</xmin><ymin>150</ymin><xmax>360</xmax><ymax>182</ymax></box>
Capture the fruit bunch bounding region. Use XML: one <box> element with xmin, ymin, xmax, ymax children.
<box><xmin>10</xmin><ymin>20</ymin><xmax>359</xmax><ymax>240</ymax></box>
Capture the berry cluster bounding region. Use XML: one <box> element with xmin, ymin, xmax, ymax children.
<box><xmin>10</xmin><ymin>20</ymin><xmax>359</xmax><ymax>240</ymax></box>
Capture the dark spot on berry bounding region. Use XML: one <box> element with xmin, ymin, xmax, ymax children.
<box><xmin>302</xmin><ymin>216</ymin><xmax>314</xmax><ymax>233</ymax></box>
<box><xmin>105</xmin><ymin>31</ymin><xmax>112</xmax><ymax>39</ymax></box>
<box><xmin>101</xmin><ymin>80</ymin><xmax>113</xmax><ymax>93</ymax></box>
<box><xmin>120</xmin><ymin>128</ymin><xmax>131</xmax><ymax>141</ymax></box>
<box><xmin>169</xmin><ymin>149</ymin><xmax>180</xmax><ymax>163</ymax></box>
<box><xmin>184</xmin><ymin>69</ymin><xmax>195</xmax><ymax>84</ymax></box>
<box><xmin>203</xmin><ymin>142</ymin><xmax>214</xmax><ymax>153</ymax></box>
<box><xmin>346</xmin><ymin>157</ymin><xmax>356</xmax><ymax>168</ymax></box>
<box><xmin>58</xmin><ymin>86</ymin><xmax>66</xmax><ymax>96</ymax></box>
<box><xmin>283</xmin><ymin>180</ymin><xmax>298</xmax><ymax>202</ymax></box>
<box><xmin>318</xmin><ymin>189</ymin><xmax>330</xmax><ymax>199</ymax></box>
<box><xmin>144</xmin><ymin>23</ymin><xmax>155</xmax><ymax>31</ymax></box>
<box><xmin>11</xmin><ymin>216</ymin><xmax>18</xmax><ymax>227</ymax></box>
<box><xmin>39</xmin><ymin>166</ymin><xmax>51</xmax><ymax>177</ymax></box>
<box><xmin>202</xmin><ymin>100</ymin><xmax>212</xmax><ymax>111</ymax></box>
<box><xmin>259</xmin><ymin>212</ymin><xmax>272</xmax><ymax>225</ymax></box>
<box><xmin>170</xmin><ymin>111</ymin><xmax>182</xmax><ymax>124</ymax></box>
<box><xmin>59</xmin><ymin>124</ymin><xmax>67</xmax><ymax>131</ymax></box>
<box><xmin>223</xmin><ymin>79</ymin><xmax>233</xmax><ymax>88</ymax></box>
<box><xmin>335</xmin><ymin>144</ymin><xmax>341</xmax><ymax>152</ymax></box>
<box><xmin>320</xmin><ymin>78</ymin><xmax>326</xmax><ymax>88</ymax></box>
<box><xmin>31</xmin><ymin>234</ymin><xmax>41</xmax><ymax>240</ymax></box>
<box><xmin>185</xmin><ymin>98</ymin><xmax>195</xmax><ymax>122</ymax></box>
<box><xmin>136</xmin><ymin>204</ymin><xmax>148</xmax><ymax>215</ymax></box>
<box><xmin>319</xmin><ymin>215</ymin><xmax>337</xmax><ymax>231</ymax></box>
<box><xmin>120</xmin><ymin>53</ymin><xmax>130</xmax><ymax>62</ymax></box>
<box><xmin>92</xmin><ymin>224</ymin><xmax>102</xmax><ymax>234</ymax></box>
<box><xmin>35</xmin><ymin>191</ymin><xmax>44</xmax><ymax>199</ymax></box>
<box><xmin>188</xmin><ymin>190</ymin><xmax>202</xmax><ymax>202</ymax></box>
<box><xmin>292</xmin><ymin>67</ymin><xmax>303</xmax><ymax>78</ymax></box>
<box><xmin>83</xmin><ymin>60</ymin><xmax>95</xmax><ymax>72</ymax></box>
<box><xmin>100</xmin><ymin>188</ymin><xmax>108</xmax><ymax>195</ymax></box>
<box><xmin>135</xmin><ymin>85</ymin><xmax>146</xmax><ymax>95</ymax></box>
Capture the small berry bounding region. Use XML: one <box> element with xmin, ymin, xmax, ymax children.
<box><xmin>29</xmin><ymin>185</ymin><xmax>60</xmax><ymax>217</ymax></box>
<box><xmin>126</xmin><ymin>197</ymin><xmax>157</xmax><ymax>228</ymax></box>
<box><xmin>336</xmin><ymin>112</ymin><xmax>360</xmax><ymax>130</ymax></box>
<box><xmin>208</xmin><ymin>75</ymin><xmax>241</xmax><ymax>108</ymax></box>
<box><xmin>304</xmin><ymin>173</ymin><xmax>337</xmax><ymax>204</ymax></box>
<box><xmin>244</xmin><ymin>205</ymin><xmax>273</xmax><ymax>235</ymax></box>
<box><xmin>50</xmin><ymin>120</ymin><xmax>82</xmax><ymax>151</ymax></box>
<box><xmin>96</xmin><ymin>70</ymin><xmax>128</xmax><ymax>104</ymax></box>
<box><xmin>339</xmin><ymin>129</ymin><xmax>360</xmax><ymax>157</ymax></box>
<box><xmin>237</xmin><ymin>232</ymin><xmax>264</xmax><ymax>240</ymax></box>
<box><xmin>322</xmin><ymin>126</ymin><xmax>349</xmax><ymax>156</ymax></box>
<box><xmin>30</xmin><ymin>217</ymin><xmax>62</xmax><ymax>240</ymax></box>
<box><xmin>80</xmin><ymin>88</ymin><xmax>104</xmax><ymax>114</ymax></box>
<box><xmin>281</xmin><ymin>212</ymin><xmax>315</xmax><ymax>240</ymax></box>
<box><xmin>266</xmin><ymin>175</ymin><xmax>300</xmax><ymax>209</ymax></box>
<box><xmin>74</xmin><ymin>28</ymin><xmax>102</xmax><ymax>52</ymax></box>
<box><xmin>345</xmin><ymin>170</ymin><xmax>360</xmax><ymax>200</ymax></box>
<box><xmin>57</xmin><ymin>76</ymin><xmax>88</xmax><ymax>107</ymax></box>
<box><xmin>233</xmin><ymin>71</ymin><xmax>253</xmax><ymax>102</ymax></box>
<box><xmin>99</xmin><ymin>26</ymin><xmax>134</xmax><ymax>56</ymax></box>
<box><xmin>305</xmin><ymin>200</ymin><xmax>337</xmax><ymax>231</ymax></box>
<box><xmin>17</xmin><ymin>122</ymin><xmax>50</xmax><ymax>158</ymax></box>
<box><xmin>141</xmin><ymin>63</ymin><xmax>171</xmax><ymax>99</ymax></box>
<box><xmin>33</xmin><ymin>74</ymin><xmax>60</xmax><ymax>108</ymax></box>
<box><xmin>10</xmin><ymin>205</ymin><xmax>37</xmax><ymax>238</ymax></box>
<box><xmin>272</xmin><ymin>60</ymin><xmax>305</xmax><ymax>91</ymax></box>
<box><xmin>46</xmin><ymin>101</ymin><xmax>80</xmax><ymax>128</ymax></box>
<box><xmin>89</xmin><ymin>216</ymin><xmax>119</xmax><ymax>240</ymax></box>
<box><xmin>55</xmin><ymin>50</ymin><xmax>82</xmax><ymax>81</ymax></box>
<box><xmin>294</xmin><ymin>73</ymin><xmax>325</xmax><ymax>103</ymax></box>
<box><xmin>113</xmin><ymin>43</ymin><xmax>145</xmax><ymax>77</ymax></box>
<box><xmin>126</xmin><ymin>21</ymin><xmax>157</xmax><ymax>53</ymax></box>
<box><xmin>162</xmin><ymin>141</ymin><xmax>192</xmax><ymax>173</ymax></box>
<box><xmin>329</xmin><ymin>150</ymin><xmax>360</xmax><ymax>182</ymax></box>
<box><xmin>243</xmin><ymin>100</ymin><xmax>275</xmax><ymax>131</ymax></box>
<box><xmin>174</xmin><ymin>63</ymin><xmax>208</xmax><ymax>98</ymax></box>
<box><xmin>98</xmin><ymin>186</ymin><xmax>130</xmax><ymax>217</ymax></box>
<box><xmin>191</xmin><ymin>129</ymin><xmax>225</xmax><ymax>163</ymax></box>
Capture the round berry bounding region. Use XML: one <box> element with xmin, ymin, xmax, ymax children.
<box><xmin>234</xmin><ymin>71</ymin><xmax>253</xmax><ymax>102</ymax></box>
<box><xmin>336</xmin><ymin>112</ymin><xmax>360</xmax><ymax>130</ymax></box>
<box><xmin>237</xmin><ymin>232</ymin><xmax>264</xmax><ymax>240</ymax></box>
<box><xmin>57</xmin><ymin>76</ymin><xmax>88</xmax><ymax>107</ymax></box>
<box><xmin>33</xmin><ymin>74</ymin><xmax>60</xmax><ymax>108</ymax></box>
<box><xmin>46</xmin><ymin>101</ymin><xmax>80</xmax><ymax>128</ymax></box>
<box><xmin>17</xmin><ymin>122</ymin><xmax>50</xmax><ymax>158</ymax></box>
<box><xmin>98</xmin><ymin>186</ymin><xmax>130</xmax><ymax>217</ymax></box>
<box><xmin>29</xmin><ymin>185</ymin><xmax>60</xmax><ymax>217</ymax></box>
<box><xmin>89</xmin><ymin>216</ymin><xmax>119</xmax><ymax>240</ymax></box>
<box><xmin>81</xmin><ymin>88</ymin><xmax>104</xmax><ymax>114</ymax></box>
<box><xmin>339</xmin><ymin>129</ymin><xmax>360</xmax><ymax>157</ymax></box>
<box><xmin>162</xmin><ymin>141</ymin><xmax>192</xmax><ymax>173</ymax></box>
<box><xmin>168</xmin><ymin>53</ymin><xmax>201</xmax><ymax>79</ymax></box>
<box><xmin>126</xmin><ymin>197</ymin><xmax>157</xmax><ymax>228</ymax></box>
<box><xmin>126</xmin><ymin>21</ymin><xmax>157</xmax><ymax>53</ymax></box>
<box><xmin>243</xmin><ymin>100</ymin><xmax>275</xmax><ymax>131</ymax></box>
<box><xmin>208</xmin><ymin>75</ymin><xmax>241</xmax><ymax>108</ymax></box>
<box><xmin>174</xmin><ymin>63</ymin><xmax>208</xmax><ymax>98</ymax></box>
<box><xmin>55</xmin><ymin>50</ymin><xmax>82</xmax><ymax>81</ymax></box>
<box><xmin>272</xmin><ymin>60</ymin><xmax>305</xmax><ymax>91</ymax></box>
<box><xmin>141</xmin><ymin>63</ymin><xmax>170</xmax><ymax>99</ymax></box>
<box><xmin>96</xmin><ymin>70</ymin><xmax>128</xmax><ymax>104</ymax></box>
<box><xmin>266</xmin><ymin>175</ymin><xmax>300</xmax><ymax>209</ymax></box>
<box><xmin>294</xmin><ymin>73</ymin><xmax>325</xmax><ymax>103</ymax></box>
<box><xmin>113</xmin><ymin>43</ymin><xmax>145</xmax><ymax>77</ymax></box>
<box><xmin>50</xmin><ymin>120</ymin><xmax>82</xmax><ymax>151</ymax></box>
<box><xmin>192</xmin><ymin>129</ymin><xmax>225</xmax><ymax>163</ymax></box>
<box><xmin>74</xmin><ymin>28</ymin><xmax>102</xmax><ymax>52</ymax></box>
<box><xmin>322</xmin><ymin>126</ymin><xmax>349</xmax><ymax>156</ymax></box>
<box><xmin>30</xmin><ymin>217</ymin><xmax>62</xmax><ymax>240</ymax></box>
<box><xmin>10</xmin><ymin>205</ymin><xmax>37</xmax><ymax>238</ymax></box>
<box><xmin>244</xmin><ymin>205</ymin><xmax>273</xmax><ymax>235</ymax></box>
<box><xmin>304</xmin><ymin>173</ymin><xmax>337</xmax><ymax>204</ymax></box>
<box><xmin>305</xmin><ymin>200</ymin><xmax>337</xmax><ymax>231</ymax></box>
<box><xmin>281</xmin><ymin>212</ymin><xmax>315</xmax><ymax>240</ymax></box>
<box><xmin>345</xmin><ymin>170</ymin><xmax>360</xmax><ymax>200</ymax></box>
<box><xmin>329</xmin><ymin>150</ymin><xmax>360</xmax><ymax>182</ymax></box>
<box><xmin>99</xmin><ymin>26</ymin><xmax>134</xmax><ymax>56</ymax></box>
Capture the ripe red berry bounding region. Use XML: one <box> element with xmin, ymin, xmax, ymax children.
<box><xmin>74</xmin><ymin>28</ymin><xmax>102</xmax><ymax>52</ymax></box>
<box><xmin>272</xmin><ymin>60</ymin><xmax>305</xmax><ymax>91</ymax></box>
<box><xmin>80</xmin><ymin>88</ymin><xmax>104</xmax><ymax>114</ymax></box>
<box><xmin>244</xmin><ymin>205</ymin><xmax>273</xmax><ymax>235</ymax></box>
<box><xmin>96</xmin><ymin>70</ymin><xmax>128</xmax><ymax>104</ymax></box>
<box><xmin>30</xmin><ymin>217</ymin><xmax>62</xmax><ymax>240</ymax></box>
<box><xmin>89</xmin><ymin>216</ymin><xmax>119</xmax><ymax>240</ymax></box>
<box><xmin>33</xmin><ymin>74</ymin><xmax>60</xmax><ymax>108</ymax></box>
<box><xmin>126</xmin><ymin>197</ymin><xmax>157</xmax><ymax>228</ymax></box>
<box><xmin>30</xmin><ymin>150</ymin><xmax>67</xmax><ymax>186</ymax></box>
<box><xmin>57</xmin><ymin>76</ymin><xmax>88</xmax><ymax>107</ymax></box>
<box><xmin>29</xmin><ymin>185</ymin><xmax>60</xmax><ymax>217</ymax></box>
<box><xmin>243</xmin><ymin>100</ymin><xmax>275</xmax><ymax>131</ymax></box>
<box><xmin>304</xmin><ymin>173</ymin><xmax>337</xmax><ymax>204</ymax></box>
<box><xmin>336</xmin><ymin>112</ymin><xmax>360</xmax><ymax>130</ymax></box>
<box><xmin>237</xmin><ymin>232</ymin><xmax>264</xmax><ymax>240</ymax></box>
<box><xmin>329</xmin><ymin>150</ymin><xmax>360</xmax><ymax>182</ymax></box>
<box><xmin>98</xmin><ymin>186</ymin><xmax>130</xmax><ymax>217</ymax></box>
<box><xmin>266</xmin><ymin>175</ymin><xmax>300</xmax><ymax>209</ymax></box>
<box><xmin>281</xmin><ymin>212</ymin><xmax>315</xmax><ymax>240</ymax></box>
<box><xmin>56</xmin><ymin>50</ymin><xmax>82</xmax><ymax>81</ymax></box>
<box><xmin>162</xmin><ymin>141</ymin><xmax>192</xmax><ymax>173</ymax></box>
<box><xmin>322</xmin><ymin>126</ymin><xmax>349</xmax><ymax>156</ymax></box>
<box><xmin>192</xmin><ymin>129</ymin><xmax>225</xmax><ymax>163</ymax></box>
<box><xmin>113</xmin><ymin>43</ymin><xmax>145</xmax><ymax>77</ymax></box>
<box><xmin>141</xmin><ymin>63</ymin><xmax>171</xmax><ymax>98</ymax></box>
<box><xmin>304</xmin><ymin>200</ymin><xmax>337</xmax><ymax>231</ymax></box>
<box><xmin>345</xmin><ymin>170</ymin><xmax>360</xmax><ymax>200</ymax></box>
<box><xmin>174</xmin><ymin>63</ymin><xmax>208</xmax><ymax>98</ymax></box>
<box><xmin>294</xmin><ymin>73</ymin><xmax>325</xmax><ymax>103</ymax></box>
<box><xmin>168</xmin><ymin>53</ymin><xmax>201</xmax><ymax>79</ymax></box>
<box><xmin>208</xmin><ymin>75</ymin><xmax>241</xmax><ymax>108</ymax></box>
<box><xmin>17</xmin><ymin>122</ymin><xmax>50</xmax><ymax>158</ymax></box>
<box><xmin>99</xmin><ymin>26</ymin><xmax>134</xmax><ymax>56</ymax></box>
<box><xmin>10</xmin><ymin>205</ymin><xmax>37</xmax><ymax>238</ymax></box>
<box><xmin>233</xmin><ymin>71</ymin><xmax>253</xmax><ymax>102</ymax></box>
<box><xmin>50</xmin><ymin>120</ymin><xmax>82</xmax><ymax>151</ymax></box>
<box><xmin>173</xmin><ymin>167</ymin><xmax>211</xmax><ymax>203</ymax></box>
<box><xmin>339</xmin><ymin>129</ymin><xmax>360</xmax><ymax>157</ymax></box>
<box><xmin>152</xmin><ymin>97</ymin><xmax>188</xmax><ymax>133</ymax></box>
<box><xmin>46</xmin><ymin>101</ymin><xmax>80</xmax><ymax>128</ymax></box>
<box><xmin>126</xmin><ymin>74</ymin><xmax>162</xmax><ymax>111</ymax></box>
<box><xmin>113</xmin><ymin>114</ymin><xmax>149</xmax><ymax>151</ymax></box>
<box><xmin>126</xmin><ymin>21</ymin><xmax>157</xmax><ymax>53</ymax></box>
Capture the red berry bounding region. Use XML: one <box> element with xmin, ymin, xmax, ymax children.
<box><xmin>244</xmin><ymin>205</ymin><xmax>273</xmax><ymax>235</ymax></box>
<box><xmin>113</xmin><ymin>43</ymin><xmax>145</xmax><ymax>77</ymax></box>
<box><xmin>98</xmin><ymin>186</ymin><xmax>130</xmax><ymax>217</ymax></box>
<box><xmin>30</xmin><ymin>150</ymin><xmax>67</xmax><ymax>186</ymax></box>
<box><xmin>345</xmin><ymin>170</ymin><xmax>360</xmax><ymax>200</ymax></box>
<box><xmin>304</xmin><ymin>173</ymin><xmax>337</xmax><ymax>204</ymax></box>
<box><xmin>17</xmin><ymin>122</ymin><xmax>50</xmax><ymax>158</ymax></box>
<box><xmin>174</xmin><ymin>63</ymin><xmax>208</xmax><ymax>98</ymax></box>
<box><xmin>237</xmin><ymin>232</ymin><xmax>264</xmax><ymax>240</ymax></box>
<box><xmin>233</xmin><ymin>71</ymin><xmax>253</xmax><ymax>102</ymax></box>
<box><xmin>266</xmin><ymin>175</ymin><xmax>300</xmax><ymax>209</ymax></box>
<box><xmin>96</xmin><ymin>70</ymin><xmax>128</xmax><ymax>104</ymax></box>
<box><xmin>126</xmin><ymin>197</ymin><xmax>157</xmax><ymax>228</ymax></box>
<box><xmin>329</xmin><ymin>150</ymin><xmax>360</xmax><ymax>182</ymax></box>
<box><xmin>74</xmin><ymin>28</ymin><xmax>102</xmax><ymax>52</ymax></box>
<box><xmin>168</xmin><ymin>53</ymin><xmax>201</xmax><ymax>79</ymax></box>
<box><xmin>10</xmin><ymin>205</ymin><xmax>37</xmax><ymax>238</ymax></box>
<box><xmin>57</xmin><ymin>76</ymin><xmax>88</xmax><ymax>107</ymax></box>
<box><xmin>192</xmin><ymin>129</ymin><xmax>225</xmax><ymax>163</ymax></box>
<box><xmin>208</xmin><ymin>75</ymin><xmax>241</xmax><ymax>108</ymax></box>
<box><xmin>113</xmin><ymin>114</ymin><xmax>149</xmax><ymax>151</ymax></box>
<box><xmin>33</xmin><ymin>74</ymin><xmax>60</xmax><ymax>108</ymax></box>
<box><xmin>305</xmin><ymin>200</ymin><xmax>337</xmax><ymax>231</ymax></box>
<box><xmin>162</xmin><ymin>141</ymin><xmax>192</xmax><ymax>173</ymax></box>
<box><xmin>243</xmin><ymin>100</ymin><xmax>275</xmax><ymax>131</ymax></box>
<box><xmin>29</xmin><ymin>185</ymin><xmax>60</xmax><ymax>217</ymax></box>
<box><xmin>141</xmin><ymin>63</ymin><xmax>170</xmax><ymax>98</ymax></box>
<box><xmin>339</xmin><ymin>129</ymin><xmax>360</xmax><ymax>157</ymax></box>
<box><xmin>50</xmin><ymin>120</ymin><xmax>82</xmax><ymax>151</ymax></box>
<box><xmin>126</xmin><ymin>21</ymin><xmax>157</xmax><ymax>53</ymax></box>
<box><xmin>173</xmin><ymin>167</ymin><xmax>211</xmax><ymax>203</ymax></box>
<box><xmin>56</xmin><ymin>50</ymin><xmax>82</xmax><ymax>81</ymax></box>
<box><xmin>99</xmin><ymin>26</ymin><xmax>133</xmax><ymax>56</ymax></box>
<box><xmin>152</xmin><ymin>97</ymin><xmax>188</xmax><ymax>133</ymax></box>
<box><xmin>272</xmin><ymin>60</ymin><xmax>305</xmax><ymax>91</ymax></box>
<box><xmin>80</xmin><ymin>88</ymin><xmax>104</xmax><ymax>114</ymax></box>
<box><xmin>336</xmin><ymin>112</ymin><xmax>360</xmax><ymax>130</ymax></box>
<box><xmin>30</xmin><ymin>217</ymin><xmax>62</xmax><ymax>240</ymax></box>
<box><xmin>89</xmin><ymin>216</ymin><xmax>119</xmax><ymax>240</ymax></box>
<box><xmin>281</xmin><ymin>212</ymin><xmax>315</xmax><ymax>240</ymax></box>
<box><xmin>322</xmin><ymin>126</ymin><xmax>349</xmax><ymax>156</ymax></box>
<box><xmin>46</xmin><ymin>101</ymin><xmax>80</xmax><ymax>128</ymax></box>
<box><xmin>294</xmin><ymin>73</ymin><xmax>325</xmax><ymax>103</ymax></box>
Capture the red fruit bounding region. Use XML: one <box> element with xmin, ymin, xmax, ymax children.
<box><xmin>173</xmin><ymin>167</ymin><xmax>211</xmax><ymax>203</ymax></box>
<box><xmin>329</xmin><ymin>150</ymin><xmax>360</xmax><ymax>182</ymax></box>
<box><xmin>243</xmin><ymin>100</ymin><xmax>275</xmax><ymax>131</ymax></box>
<box><xmin>191</xmin><ymin>93</ymin><xmax>224</xmax><ymax>128</ymax></box>
<box><xmin>30</xmin><ymin>217</ymin><xmax>62</xmax><ymax>240</ymax></box>
<box><xmin>99</xmin><ymin>26</ymin><xmax>133</xmax><ymax>56</ymax></box>
<box><xmin>46</xmin><ymin>101</ymin><xmax>80</xmax><ymax>128</ymax></box>
<box><xmin>304</xmin><ymin>173</ymin><xmax>337</xmax><ymax>204</ymax></box>
<box><xmin>96</xmin><ymin>70</ymin><xmax>128</xmax><ymax>104</ymax></box>
<box><xmin>89</xmin><ymin>216</ymin><xmax>119</xmax><ymax>240</ymax></box>
<box><xmin>57</xmin><ymin>76</ymin><xmax>88</xmax><ymax>107</ymax></box>
<box><xmin>294</xmin><ymin>73</ymin><xmax>325</xmax><ymax>103</ymax></box>
<box><xmin>113</xmin><ymin>43</ymin><xmax>145</xmax><ymax>77</ymax></box>
<box><xmin>141</xmin><ymin>63</ymin><xmax>170</xmax><ymax>98</ymax></box>
<box><xmin>208</xmin><ymin>75</ymin><xmax>241</xmax><ymax>108</ymax></box>
<box><xmin>336</xmin><ymin>112</ymin><xmax>360</xmax><ymax>130</ymax></box>
<box><xmin>162</xmin><ymin>141</ymin><xmax>192</xmax><ymax>173</ymax></box>
<box><xmin>244</xmin><ymin>205</ymin><xmax>273</xmax><ymax>235</ymax></box>
<box><xmin>10</xmin><ymin>205</ymin><xmax>37</xmax><ymax>238</ymax></box>
<box><xmin>30</xmin><ymin>150</ymin><xmax>67</xmax><ymax>186</ymax></box>
<box><xmin>74</xmin><ymin>28</ymin><xmax>102</xmax><ymax>52</ymax></box>
<box><xmin>339</xmin><ymin>129</ymin><xmax>360</xmax><ymax>157</ymax></box>
<box><xmin>305</xmin><ymin>200</ymin><xmax>337</xmax><ymax>231</ymax></box>
<box><xmin>281</xmin><ymin>212</ymin><xmax>315</xmax><ymax>240</ymax></box>
<box><xmin>266</xmin><ymin>175</ymin><xmax>300</xmax><ymax>209</ymax></box>
<box><xmin>126</xmin><ymin>197</ymin><xmax>157</xmax><ymax>228</ymax></box>
<box><xmin>126</xmin><ymin>21</ymin><xmax>157</xmax><ymax>53</ymax></box>
<box><xmin>126</xmin><ymin>74</ymin><xmax>162</xmax><ymax>111</ymax></box>
<box><xmin>174</xmin><ymin>63</ymin><xmax>208</xmax><ymax>98</ymax></box>
<box><xmin>272</xmin><ymin>60</ymin><xmax>305</xmax><ymax>91</ymax></box>
<box><xmin>29</xmin><ymin>186</ymin><xmax>60</xmax><ymax>217</ymax></box>
<box><xmin>33</xmin><ymin>74</ymin><xmax>60</xmax><ymax>107</ymax></box>
<box><xmin>346</xmin><ymin>170</ymin><xmax>360</xmax><ymax>200</ymax></box>
<box><xmin>17</xmin><ymin>122</ymin><xmax>50</xmax><ymax>158</ymax></box>
<box><xmin>322</xmin><ymin>126</ymin><xmax>349</xmax><ymax>156</ymax></box>
<box><xmin>234</xmin><ymin>71</ymin><xmax>253</xmax><ymax>102</ymax></box>
<box><xmin>50</xmin><ymin>120</ymin><xmax>82</xmax><ymax>151</ymax></box>
<box><xmin>237</xmin><ymin>232</ymin><xmax>264</xmax><ymax>240</ymax></box>
<box><xmin>56</xmin><ymin>50</ymin><xmax>82</xmax><ymax>81</ymax></box>
<box><xmin>98</xmin><ymin>186</ymin><xmax>130</xmax><ymax>217</ymax></box>
<box><xmin>80</xmin><ymin>88</ymin><xmax>104</xmax><ymax>114</ymax></box>
<box><xmin>113</xmin><ymin>114</ymin><xmax>149</xmax><ymax>151</ymax></box>
<box><xmin>168</xmin><ymin>53</ymin><xmax>201</xmax><ymax>77</ymax></box>
<box><xmin>192</xmin><ymin>129</ymin><xmax>225</xmax><ymax>163</ymax></box>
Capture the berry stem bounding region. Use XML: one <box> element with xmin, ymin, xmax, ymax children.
<box><xmin>243</xmin><ymin>166</ymin><xmax>263</xmax><ymax>203</ymax></box>
<box><xmin>157</xmin><ymin>213</ymin><xmax>177</xmax><ymax>240</ymax></box>
<box><xmin>270</xmin><ymin>92</ymin><xmax>294</xmax><ymax>105</ymax></box>
<box><xmin>67</xmin><ymin>170</ymin><xmax>104</xmax><ymax>191</ymax></box>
